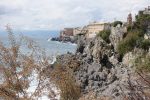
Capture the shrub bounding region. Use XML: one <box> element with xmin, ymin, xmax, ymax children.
<box><xmin>140</xmin><ymin>39</ymin><xmax>150</xmax><ymax>51</ymax></box>
<box><xmin>127</xmin><ymin>25</ymin><xmax>132</xmax><ymax>32</ymax></box>
<box><xmin>65</xmin><ymin>58</ymin><xmax>80</xmax><ymax>71</ymax></box>
<box><xmin>117</xmin><ymin>31</ymin><xmax>139</xmax><ymax>56</ymax></box>
<box><xmin>113</xmin><ymin>21</ymin><xmax>123</xmax><ymax>27</ymax></box>
<box><xmin>135</xmin><ymin>14</ymin><xmax>150</xmax><ymax>33</ymax></box>
<box><xmin>127</xmin><ymin>25</ymin><xmax>135</xmax><ymax>32</ymax></box>
<box><xmin>97</xmin><ymin>30</ymin><xmax>111</xmax><ymax>43</ymax></box>
<box><xmin>51</xmin><ymin>64</ymin><xmax>81</xmax><ymax>100</ymax></box>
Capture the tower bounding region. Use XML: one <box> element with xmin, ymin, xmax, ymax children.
<box><xmin>127</xmin><ymin>13</ymin><xmax>132</xmax><ymax>26</ymax></box>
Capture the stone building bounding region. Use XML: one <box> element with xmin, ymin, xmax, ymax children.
<box><xmin>60</xmin><ymin>28</ymin><xmax>74</xmax><ymax>39</ymax></box>
<box><xmin>85</xmin><ymin>22</ymin><xmax>111</xmax><ymax>38</ymax></box>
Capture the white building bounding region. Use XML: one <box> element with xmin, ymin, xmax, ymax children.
<box><xmin>85</xmin><ymin>22</ymin><xmax>111</xmax><ymax>38</ymax></box>
<box><xmin>73</xmin><ymin>27</ymin><xmax>82</xmax><ymax>36</ymax></box>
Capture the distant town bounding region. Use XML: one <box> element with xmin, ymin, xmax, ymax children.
<box><xmin>51</xmin><ymin>6</ymin><xmax>150</xmax><ymax>43</ymax></box>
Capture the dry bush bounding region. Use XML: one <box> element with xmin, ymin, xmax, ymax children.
<box><xmin>50</xmin><ymin>64</ymin><xmax>81</xmax><ymax>100</ymax></box>
<box><xmin>64</xmin><ymin>57</ymin><xmax>80</xmax><ymax>71</ymax></box>
<box><xmin>0</xmin><ymin>26</ymin><xmax>55</xmax><ymax>100</ymax></box>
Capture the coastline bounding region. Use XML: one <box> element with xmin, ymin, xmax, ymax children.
<box><xmin>50</xmin><ymin>36</ymin><xmax>77</xmax><ymax>44</ymax></box>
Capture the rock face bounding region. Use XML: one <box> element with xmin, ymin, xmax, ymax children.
<box><xmin>122</xmin><ymin>48</ymin><xmax>145</xmax><ymax>67</ymax></box>
<box><xmin>73</xmin><ymin>37</ymin><xmax>132</xmax><ymax>99</ymax></box>
<box><xmin>109</xmin><ymin>25</ymin><xmax>127</xmax><ymax>51</ymax></box>
<box><xmin>55</xmin><ymin>35</ymin><xmax>150</xmax><ymax>100</ymax></box>
<box><xmin>76</xmin><ymin>35</ymin><xmax>86</xmax><ymax>54</ymax></box>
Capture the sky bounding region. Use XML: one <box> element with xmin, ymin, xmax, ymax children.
<box><xmin>0</xmin><ymin>0</ymin><xmax>149</xmax><ymax>31</ymax></box>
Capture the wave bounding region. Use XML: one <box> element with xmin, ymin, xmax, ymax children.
<box><xmin>50</xmin><ymin>56</ymin><xmax>57</xmax><ymax>64</ymax></box>
<box><xmin>50</xmin><ymin>41</ymin><xmax>77</xmax><ymax>46</ymax></box>
<box><xmin>47</xmin><ymin>38</ymin><xmax>52</xmax><ymax>42</ymax></box>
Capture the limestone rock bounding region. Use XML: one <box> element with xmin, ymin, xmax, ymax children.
<box><xmin>109</xmin><ymin>26</ymin><xmax>127</xmax><ymax>51</ymax></box>
<box><xmin>54</xmin><ymin>34</ymin><xmax>150</xmax><ymax>100</ymax></box>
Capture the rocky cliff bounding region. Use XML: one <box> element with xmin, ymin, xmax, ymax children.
<box><xmin>55</xmin><ymin>34</ymin><xmax>150</xmax><ymax>100</ymax></box>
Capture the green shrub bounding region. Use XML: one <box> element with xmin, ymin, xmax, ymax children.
<box><xmin>140</xmin><ymin>39</ymin><xmax>150</xmax><ymax>51</ymax></box>
<box><xmin>117</xmin><ymin>31</ymin><xmax>139</xmax><ymax>56</ymax></box>
<box><xmin>117</xmin><ymin>11</ymin><xmax>150</xmax><ymax>60</ymax></box>
<box><xmin>127</xmin><ymin>25</ymin><xmax>132</xmax><ymax>32</ymax></box>
<box><xmin>97</xmin><ymin>30</ymin><xmax>111</xmax><ymax>43</ymax></box>
<box><xmin>113</xmin><ymin>21</ymin><xmax>123</xmax><ymax>27</ymax></box>
<box><xmin>135</xmin><ymin>14</ymin><xmax>150</xmax><ymax>33</ymax></box>
<box><xmin>117</xmin><ymin>27</ymin><xmax>149</xmax><ymax>56</ymax></box>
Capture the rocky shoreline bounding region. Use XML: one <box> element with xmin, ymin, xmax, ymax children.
<box><xmin>53</xmin><ymin>35</ymin><xmax>150</xmax><ymax>99</ymax></box>
<box><xmin>51</xmin><ymin>36</ymin><xmax>77</xmax><ymax>43</ymax></box>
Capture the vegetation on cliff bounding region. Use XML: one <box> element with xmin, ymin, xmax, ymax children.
<box><xmin>51</xmin><ymin>64</ymin><xmax>81</xmax><ymax>100</ymax></box>
<box><xmin>118</xmin><ymin>30</ymin><xmax>142</xmax><ymax>56</ymax></box>
<box><xmin>97</xmin><ymin>29</ymin><xmax>111</xmax><ymax>43</ymax></box>
<box><xmin>113</xmin><ymin>21</ymin><xmax>123</xmax><ymax>27</ymax></box>
<box><xmin>118</xmin><ymin>13</ymin><xmax>150</xmax><ymax>56</ymax></box>
<box><xmin>135</xmin><ymin>13</ymin><xmax>150</xmax><ymax>33</ymax></box>
<box><xmin>51</xmin><ymin>56</ymin><xmax>81</xmax><ymax>100</ymax></box>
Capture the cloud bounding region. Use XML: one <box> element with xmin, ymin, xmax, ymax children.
<box><xmin>0</xmin><ymin>0</ymin><xmax>149</xmax><ymax>30</ymax></box>
<box><xmin>0</xmin><ymin>5</ymin><xmax>21</xmax><ymax>16</ymax></box>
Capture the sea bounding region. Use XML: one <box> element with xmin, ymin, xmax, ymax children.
<box><xmin>0</xmin><ymin>30</ymin><xmax>77</xmax><ymax>57</ymax></box>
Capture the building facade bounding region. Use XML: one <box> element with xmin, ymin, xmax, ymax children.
<box><xmin>60</xmin><ymin>28</ymin><xmax>74</xmax><ymax>39</ymax></box>
<box><xmin>73</xmin><ymin>27</ymin><xmax>82</xmax><ymax>36</ymax></box>
<box><xmin>85</xmin><ymin>22</ymin><xmax>111</xmax><ymax>38</ymax></box>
